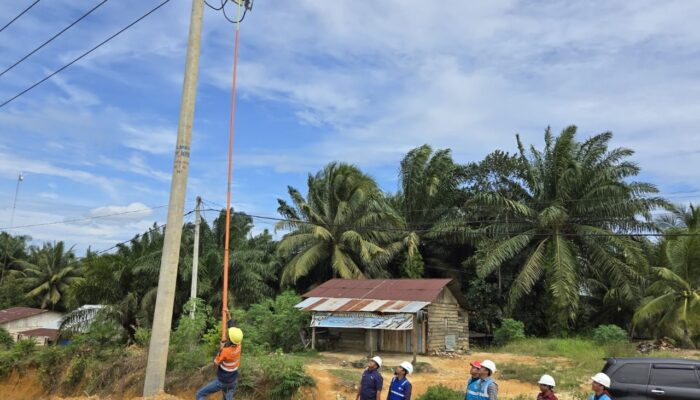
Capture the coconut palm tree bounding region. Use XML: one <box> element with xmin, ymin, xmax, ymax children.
<box><xmin>276</xmin><ymin>162</ymin><xmax>396</xmax><ymax>285</ymax></box>
<box><xmin>633</xmin><ymin>203</ymin><xmax>700</xmax><ymax>348</ymax></box>
<box><xmin>16</xmin><ymin>241</ymin><xmax>82</xmax><ymax>310</ymax></box>
<box><xmin>471</xmin><ymin>126</ymin><xmax>665</xmax><ymax>331</ymax></box>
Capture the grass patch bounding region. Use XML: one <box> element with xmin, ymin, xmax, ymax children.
<box><xmin>329</xmin><ymin>368</ymin><xmax>357</xmax><ymax>391</ymax></box>
<box><xmin>493</xmin><ymin>338</ymin><xmax>636</xmax><ymax>389</ymax></box>
<box><xmin>492</xmin><ymin>338</ymin><xmax>700</xmax><ymax>392</ymax></box>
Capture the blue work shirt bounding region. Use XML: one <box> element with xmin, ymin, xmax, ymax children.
<box><xmin>589</xmin><ymin>394</ymin><xmax>612</xmax><ymax>400</ymax></box>
<box><xmin>466</xmin><ymin>377</ymin><xmax>481</xmax><ymax>400</ymax></box>
<box><xmin>387</xmin><ymin>376</ymin><xmax>412</xmax><ymax>400</ymax></box>
<box><xmin>360</xmin><ymin>368</ymin><xmax>384</xmax><ymax>400</ymax></box>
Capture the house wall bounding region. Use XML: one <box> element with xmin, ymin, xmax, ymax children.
<box><xmin>426</xmin><ymin>289</ymin><xmax>469</xmax><ymax>352</ymax></box>
<box><xmin>1</xmin><ymin>312</ymin><xmax>64</xmax><ymax>340</ymax></box>
<box><xmin>328</xmin><ymin>328</ymin><xmax>365</xmax><ymax>350</ymax></box>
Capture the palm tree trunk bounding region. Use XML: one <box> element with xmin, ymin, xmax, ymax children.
<box><xmin>682</xmin><ymin>323</ymin><xmax>695</xmax><ymax>349</ymax></box>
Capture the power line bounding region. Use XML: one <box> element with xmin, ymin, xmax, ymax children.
<box><xmin>0</xmin><ymin>0</ymin><xmax>41</xmax><ymax>34</ymax></box>
<box><xmin>0</xmin><ymin>0</ymin><xmax>172</xmax><ymax>109</ymax></box>
<box><xmin>205</xmin><ymin>0</ymin><xmax>228</xmax><ymax>11</ymax></box>
<box><xmin>0</xmin><ymin>204</ymin><xmax>168</xmax><ymax>231</ymax></box>
<box><xmin>49</xmin><ymin>209</ymin><xmax>196</xmax><ymax>271</ymax></box>
<box><xmin>0</xmin><ymin>0</ymin><xmax>109</xmax><ymax>78</ymax></box>
<box><xmin>198</xmin><ymin>198</ymin><xmax>664</xmax><ymax>228</ymax></box>
<box><xmin>196</xmin><ymin>205</ymin><xmax>700</xmax><ymax>238</ymax></box>
<box><xmin>205</xmin><ymin>0</ymin><xmax>251</xmax><ymax>24</ymax></box>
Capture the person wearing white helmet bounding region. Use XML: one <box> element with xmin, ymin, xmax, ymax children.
<box><xmin>476</xmin><ymin>360</ymin><xmax>498</xmax><ymax>400</ymax></box>
<box><xmin>590</xmin><ymin>373</ymin><xmax>612</xmax><ymax>400</ymax></box>
<box><xmin>537</xmin><ymin>375</ymin><xmax>557</xmax><ymax>400</ymax></box>
<box><xmin>357</xmin><ymin>356</ymin><xmax>384</xmax><ymax>400</ymax></box>
<box><xmin>386</xmin><ymin>361</ymin><xmax>413</xmax><ymax>400</ymax></box>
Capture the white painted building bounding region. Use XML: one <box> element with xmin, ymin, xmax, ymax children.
<box><xmin>0</xmin><ymin>307</ymin><xmax>63</xmax><ymax>344</ymax></box>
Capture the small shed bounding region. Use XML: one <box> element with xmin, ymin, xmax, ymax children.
<box><xmin>295</xmin><ymin>279</ymin><xmax>469</xmax><ymax>359</ymax></box>
<box><xmin>0</xmin><ymin>307</ymin><xmax>64</xmax><ymax>344</ymax></box>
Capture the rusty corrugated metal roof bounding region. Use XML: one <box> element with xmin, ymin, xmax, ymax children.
<box><xmin>17</xmin><ymin>328</ymin><xmax>59</xmax><ymax>341</ymax></box>
<box><xmin>302</xmin><ymin>278</ymin><xmax>452</xmax><ymax>302</ymax></box>
<box><xmin>295</xmin><ymin>297</ymin><xmax>431</xmax><ymax>313</ymax></box>
<box><xmin>0</xmin><ymin>307</ymin><xmax>47</xmax><ymax>324</ymax></box>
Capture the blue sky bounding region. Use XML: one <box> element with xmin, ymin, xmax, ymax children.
<box><xmin>1</xmin><ymin>0</ymin><xmax>700</xmax><ymax>253</ymax></box>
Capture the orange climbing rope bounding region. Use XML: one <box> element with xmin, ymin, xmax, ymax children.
<box><xmin>221</xmin><ymin>2</ymin><xmax>243</xmax><ymax>340</ymax></box>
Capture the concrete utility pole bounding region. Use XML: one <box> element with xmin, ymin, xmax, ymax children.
<box><xmin>143</xmin><ymin>0</ymin><xmax>204</xmax><ymax>395</ymax></box>
<box><xmin>190</xmin><ymin>196</ymin><xmax>202</xmax><ymax>318</ymax></box>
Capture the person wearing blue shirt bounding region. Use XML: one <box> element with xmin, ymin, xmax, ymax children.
<box><xmin>476</xmin><ymin>360</ymin><xmax>498</xmax><ymax>400</ymax></box>
<box><xmin>465</xmin><ymin>360</ymin><xmax>482</xmax><ymax>400</ymax></box>
<box><xmin>387</xmin><ymin>361</ymin><xmax>413</xmax><ymax>400</ymax></box>
<box><xmin>589</xmin><ymin>373</ymin><xmax>613</xmax><ymax>400</ymax></box>
<box><xmin>357</xmin><ymin>356</ymin><xmax>384</xmax><ymax>400</ymax></box>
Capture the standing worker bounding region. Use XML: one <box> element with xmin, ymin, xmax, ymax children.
<box><xmin>465</xmin><ymin>360</ymin><xmax>482</xmax><ymax>400</ymax></box>
<box><xmin>589</xmin><ymin>373</ymin><xmax>613</xmax><ymax>400</ymax></box>
<box><xmin>357</xmin><ymin>356</ymin><xmax>384</xmax><ymax>400</ymax></box>
<box><xmin>196</xmin><ymin>327</ymin><xmax>243</xmax><ymax>400</ymax></box>
<box><xmin>387</xmin><ymin>361</ymin><xmax>413</xmax><ymax>400</ymax></box>
<box><xmin>537</xmin><ymin>375</ymin><xmax>557</xmax><ymax>400</ymax></box>
<box><xmin>477</xmin><ymin>360</ymin><xmax>498</xmax><ymax>400</ymax></box>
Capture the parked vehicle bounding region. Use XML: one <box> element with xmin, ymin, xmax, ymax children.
<box><xmin>602</xmin><ymin>358</ymin><xmax>700</xmax><ymax>400</ymax></box>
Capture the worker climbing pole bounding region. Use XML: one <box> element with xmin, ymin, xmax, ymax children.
<box><xmin>143</xmin><ymin>0</ymin><xmax>253</xmax><ymax>396</ymax></box>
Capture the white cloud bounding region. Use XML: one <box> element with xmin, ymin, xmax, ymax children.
<box><xmin>39</xmin><ymin>192</ymin><xmax>58</xmax><ymax>200</ymax></box>
<box><xmin>121</xmin><ymin>124</ymin><xmax>176</xmax><ymax>155</ymax></box>
<box><xmin>86</xmin><ymin>202</ymin><xmax>154</xmax><ymax>223</ymax></box>
<box><xmin>212</xmin><ymin>0</ymin><xmax>700</xmax><ymax>191</ymax></box>
<box><xmin>98</xmin><ymin>154</ymin><xmax>171</xmax><ymax>181</ymax></box>
<box><xmin>0</xmin><ymin>150</ymin><xmax>120</xmax><ymax>200</ymax></box>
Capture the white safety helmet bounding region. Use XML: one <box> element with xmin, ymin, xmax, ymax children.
<box><xmin>371</xmin><ymin>356</ymin><xmax>383</xmax><ymax>368</ymax></box>
<box><xmin>481</xmin><ymin>359</ymin><xmax>497</xmax><ymax>373</ymax></box>
<box><xmin>592</xmin><ymin>372</ymin><xmax>611</xmax><ymax>388</ymax></box>
<box><xmin>399</xmin><ymin>361</ymin><xmax>413</xmax><ymax>375</ymax></box>
<box><xmin>538</xmin><ymin>374</ymin><xmax>556</xmax><ymax>387</ymax></box>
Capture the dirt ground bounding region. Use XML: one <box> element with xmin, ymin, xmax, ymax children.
<box><xmin>0</xmin><ymin>351</ymin><xmax>542</xmax><ymax>399</ymax></box>
<box><xmin>303</xmin><ymin>351</ymin><xmax>541</xmax><ymax>399</ymax></box>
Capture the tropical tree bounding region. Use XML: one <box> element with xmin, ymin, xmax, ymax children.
<box><xmin>634</xmin><ymin>203</ymin><xmax>700</xmax><ymax>348</ymax></box>
<box><xmin>191</xmin><ymin>211</ymin><xmax>280</xmax><ymax>309</ymax></box>
<box><xmin>0</xmin><ymin>232</ymin><xmax>29</xmax><ymax>283</ymax></box>
<box><xmin>470</xmin><ymin>126</ymin><xmax>665</xmax><ymax>332</ymax></box>
<box><xmin>387</xmin><ymin>145</ymin><xmax>465</xmax><ymax>277</ymax></box>
<box><xmin>276</xmin><ymin>162</ymin><xmax>395</xmax><ymax>286</ymax></box>
<box><xmin>16</xmin><ymin>241</ymin><xmax>82</xmax><ymax>310</ymax></box>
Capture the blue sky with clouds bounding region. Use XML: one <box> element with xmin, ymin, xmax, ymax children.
<box><xmin>1</xmin><ymin>0</ymin><xmax>700</xmax><ymax>253</ymax></box>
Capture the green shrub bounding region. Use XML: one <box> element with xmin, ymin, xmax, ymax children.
<box><xmin>260</xmin><ymin>352</ymin><xmax>314</xmax><ymax>399</ymax></box>
<box><xmin>75</xmin><ymin>314</ymin><xmax>127</xmax><ymax>349</ymax></box>
<box><xmin>0</xmin><ymin>350</ymin><xmax>13</xmax><ymax>379</ymax></box>
<box><xmin>169</xmin><ymin>299</ymin><xmax>213</xmax><ymax>371</ymax></box>
<box><xmin>493</xmin><ymin>318</ymin><xmax>526</xmax><ymax>346</ymax></box>
<box><xmin>593</xmin><ymin>324</ymin><xmax>628</xmax><ymax>345</ymax></box>
<box><xmin>14</xmin><ymin>338</ymin><xmax>37</xmax><ymax>355</ymax></box>
<box><xmin>0</xmin><ymin>328</ymin><xmax>13</xmax><ymax>349</ymax></box>
<box><xmin>134</xmin><ymin>327</ymin><xmax>151</xmax><ymax>348</ymax></box>
<box><xmin>233</xmin><ymin>291</ymin><xmax>310</xmax><ymax>353</ymax></box>
<box><xmin>417</xmin><ymin>384</ymin><xmax>463</xmax><ymax>400</ymax></box>
<box><xmin>63</xmin><ymin>357</ymin><xmax>87</xmax><ymax>390</ymax></box>
<box><xmin>36</xmin><ymin>345</ymin><xmax>68</xmax><ymax>390</ymax></box>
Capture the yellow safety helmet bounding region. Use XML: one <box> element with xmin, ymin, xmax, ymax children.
<box><xmin>228</xmin><ymin>327</ymin><xmax>243</xmax><ymax>344</ymax></box>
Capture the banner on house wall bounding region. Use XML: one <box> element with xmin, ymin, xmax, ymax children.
<box><xmin>311</xmin><ymin>312</ymin><xmax>413</xmax><ymax>330</ymax></box>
